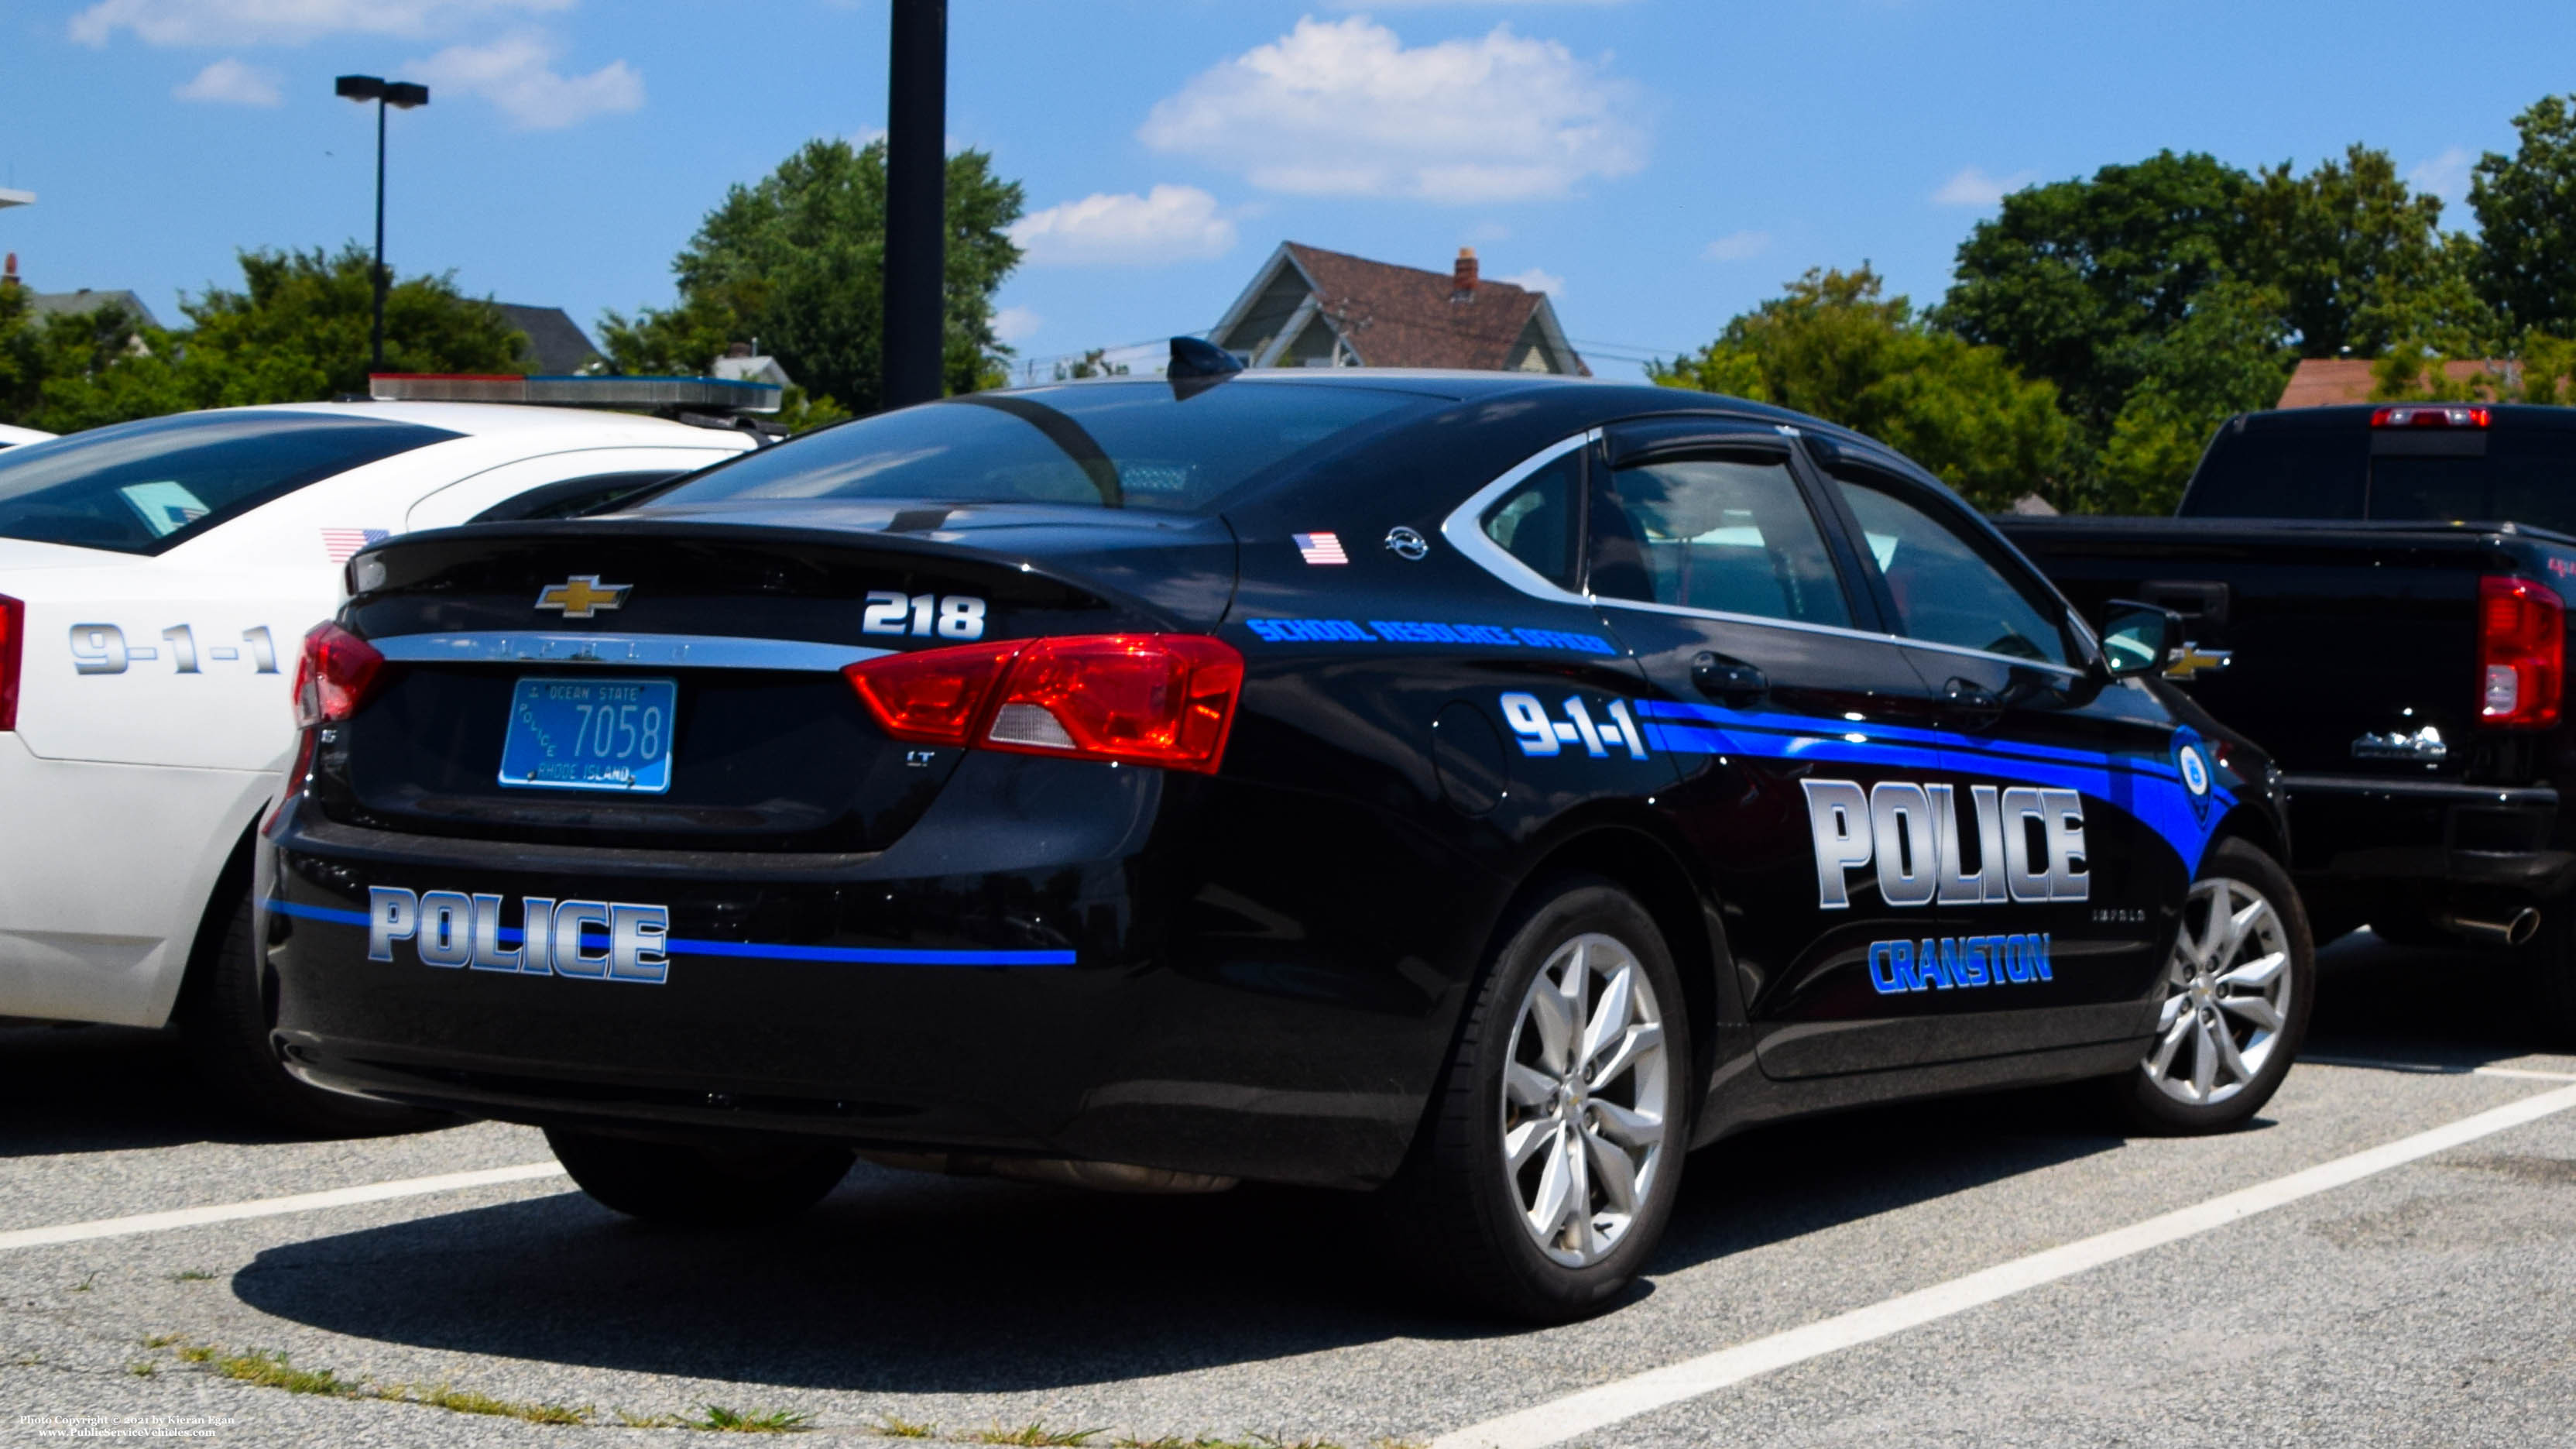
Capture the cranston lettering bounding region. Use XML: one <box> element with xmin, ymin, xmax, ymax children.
<box><xmin>1868</xmin><ymin>934</ymin><xmax>2053</xmax><ymax>994</ymax></box>
<box><xmin>1803</xmin><ymin>778</ymin><xmax>2087</xmax><ymax>909</ymax></box>
<box><xmin>367</xmin><ymin>886</ymin><xmax>669</xmax><ymax>984</ymax></box>
<box><xmin>1243</xmin><ymin>616</ymin><xmax>1613</xmax><ymax>654</ymax></box>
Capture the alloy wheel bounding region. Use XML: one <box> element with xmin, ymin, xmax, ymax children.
<box><xmin>1499</xmin><ymin>932</ymin><xmax>1672</xmax><ymax>1267</ymax></box>
<box><xmin>2142</xmin><ymin>876</ymin><xmax>2293</xmax><ymax>1107</ymax></box>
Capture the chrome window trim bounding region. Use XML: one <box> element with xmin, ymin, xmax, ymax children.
<box><xmin>369</xmin><ymin>632</ymin><xmax>892</xmax><ymax>672</ymax></box>
<box><xmin>1439</xmin><ymin>428</ymin><xmax>1600</xmax><ymax>602</ymax></box>
<box><xmin>1440</xmin><ymin>431</ymin><xmax>2090</xmax><ymax>678</ymax></box>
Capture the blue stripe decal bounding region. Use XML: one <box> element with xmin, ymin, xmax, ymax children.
<box><xmin>1634</xmin><ymin>703</ymin><xmax>2233</xmax><ymax>876</ymax></box>
<box><xmin>259</xmin><ymin>898</ymin><xmax>1076</xmax><ymax>967</ymax></box>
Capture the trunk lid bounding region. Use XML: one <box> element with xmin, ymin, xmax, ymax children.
<box><xmin>321</xmin><ymin>511</ymin><xmax>1236</xmax><ymax>852</ymax></box>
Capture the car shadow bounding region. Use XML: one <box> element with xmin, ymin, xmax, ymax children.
<box><xmin>229</xmin><ymin>1080</ymin><xmax>2129</xmax><ymax>1389</ymax></box>
<box><xmin>0</xmin><ymin>1022</ymin><xmax>464</xmax><ymax>1157</ymax></box>
<box><xmin>2305</xmin><ymin>926</ymin><xmax>2570</xmax><ymax>1070</ymax></box>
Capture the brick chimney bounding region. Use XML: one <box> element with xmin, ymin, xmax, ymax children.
<box><xmin>2</xmin><ymin>253</ymin><xmax>16</xmax><ymax>290</ymax></box>
<box><xmin>1450</xmin><ymin>246</ymin><xmax>1478</xmax><ymax>302</ymax></box>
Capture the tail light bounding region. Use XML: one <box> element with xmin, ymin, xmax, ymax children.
<box><xmin>2479</xmin><ymin>575</ymin><xmax>2563</xmax><ymax>729</ymax></box>
<box><xmin>2372</xmin><ymin>404</ymin><xmax>2490</xmax><ymax>428</ymax></box>
<box><xmin>0</xmin><ymin>593</ymin><xmax>21</xmax><ymax>731</ymax></box>
<box><xmin>293</xmin><ymin>622</ymin><xmax>388</xmax><ymax>729</ymax></box>
<box><xmin>845</xmin><ymin>634</ymin><xmax>1244</xmax><ymax>774</ymax></box>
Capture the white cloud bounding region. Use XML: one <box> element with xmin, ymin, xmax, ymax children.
<box><xmin>72</xmin><ymin>0</ymin><xmax>569</xmax><ymax>46</ymax></box>
<box><xmin>1008</xmin><ymin>185</ymin><xmax>1238</xmax><ymax>266</ymax></box>
<box><xmin>1137</xmin><ymin>16</ymin><xmax>1647</xmax><ymax>204</ymax></box>
<box><xmin>1933</xmin><ymin>166</ymin><xmax>2038</xmax><ymax>208</ymax></box>
<box><xmin>173</xmin><ymin>56</ymin><xmax>280</xmax><ymax>105</ymax></box>
<box><xmin>2409</xmin><ymin>146</ymin><xmax>2475</xmax><ymax>205</ymax></box>
<box><xmin>992</xmin><ymin>306</ymin><xmax>1044</xmax><ymax>346</ymax></box>
<box><xmin>409</xmin><ymin>33</ymin><xmax>640</xmax><ymax>129</ymax></box>
<box><xmin>1494</xmin><ymin>266</ymin><xmax>1562</xmax><ymax>297</ymax></box>
<box><xmin>1703</xmin><ymin>229</ymin><xmax>1769</xmax><ymax>262</ymax></box>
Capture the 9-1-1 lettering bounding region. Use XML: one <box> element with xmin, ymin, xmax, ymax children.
<box><xmin>70</xmin><ymin>623</ymin><xmax>278</xmax><ymax>676</ymax></box>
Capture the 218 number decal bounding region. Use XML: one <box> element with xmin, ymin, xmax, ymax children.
<box><xmin>1500</xmin><ymin>692</ymin><xmax>1648</xmax><ymax>760</ymax></box>
<box><xmin>861</xmin><ymin>591</ymin><xmax>986</xmax><ymax>640</ymax></box>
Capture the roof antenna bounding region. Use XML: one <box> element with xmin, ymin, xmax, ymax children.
<box><xmin>1168</xmin><ymin>335</ymin><xmax>1243</xmax><ymax>380</ymax></box>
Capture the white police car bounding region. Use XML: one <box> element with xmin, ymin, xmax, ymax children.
<box><xmin>0</xmin><ymin>380</ymin><xmax>763</xmax><ymax>1130</ymax></box>
<box><xmin>0</xmin><ymin>424</ymin><xmax>55</xmax><ymax>449</ymax></box>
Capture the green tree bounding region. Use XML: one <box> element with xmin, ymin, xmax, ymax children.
<box><xmin>1940</xmin><ymin>150</ymin><xmax>2252</xmax><ymax>444</ymax></box>
<box><xmin>2471</xmin><ymin>94</ymin><xmax>2576</xmax><ymax>335</ymax></box>
<box><xmin>1655</xmin><ymin>266</ymin><xmax>2072</xmax><ymax>510</ymax></box>
<box><xmin>602</xmin><ymin>138</ymin><xmax>1024</xmax><ymax>414</ymax></box>
<box><xmin>2094</xmin><ymin>283</ymin><xmax>2296</xmax><ymax>513</ymax></box>
<box><xmin>2</xmin><ymin>245</ymin><xmax>530</xmax><ymax>433</ymax></box>
<box><xmin>2239</xmin><ymin>144</ymin><xmax>2496</xmax><ymax>358</ymax></box>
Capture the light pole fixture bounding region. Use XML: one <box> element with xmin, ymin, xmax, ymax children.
<box><xmin>881</xmin><ymin>0</ymin><xmax>946</xmax><ymax>409</ymax></box>
<box><xmin>334</xmin><ymin>74</ymin><xmax>430</xmax><ymax>373</ymax></box>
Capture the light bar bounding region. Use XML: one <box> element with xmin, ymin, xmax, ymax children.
<box><xmin>2371</xmin><ymin>404</ymin><xmax>2489</xmax><ymax>429</ymax></box>
<box><xmin>368</xmin><ymin>373</ymin><xmax>783</xmax><ymax>415</ymax></box>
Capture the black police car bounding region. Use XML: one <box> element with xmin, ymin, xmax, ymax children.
<box><xmin>263</xmin><ymin>352</ymin><xmax>2313</xmax><ymax>1320</ymax></box>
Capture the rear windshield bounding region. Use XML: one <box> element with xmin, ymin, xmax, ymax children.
<box><xmin>0</xmin><ymin>411</ymin><xmax>456</xmax><ymax>555</ymax></box>
<box><xmin>2181</xmin><ymin>413</ymin><xmax>2576</xmax><ymax>534</ymax></box>
<box><xmin>640</xmin><ymin>380</ymin><xmax>1438</xmax><ymax>514</ymax></box>
<box><xmin>2178</xmin><ymin>422</ymin><xmax>2368</xmax><ymax>518</ymax></box>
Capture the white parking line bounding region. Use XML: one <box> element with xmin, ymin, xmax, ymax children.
<box><xmin>0</xmin><ymin>1162</ymin><xmax>567</xmax><ymax>1253</ymax></box>
<box><xmin>1432</xmin><ymin>1082</ymin><xmax>2576</xmax><ymax>1449</ymax></box>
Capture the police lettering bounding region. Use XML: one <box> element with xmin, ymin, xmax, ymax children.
<box><xmin>367</xmin><ymin>887</ymin><xmax>669</xmax><ymax>984</ymax></box>
<box><xmin>1803</xmin><ymin>778</ymin><xmax>2087</xmax><ymax>909</ymax></box>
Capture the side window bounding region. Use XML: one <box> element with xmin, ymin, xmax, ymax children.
<box><xmin>1587</xmin><ymin>452</ymin><xmax>1851</xmax><ymax>627</ymax></box>
<box><xmin>1479</xmin><ymin>452</ymin><xmax>1580</xmax><ymax>589</ymax></box>
<box><xmin>1831</xmin><ymin>474</ymin><xmax>2073</xmax><ymax>666</ymax></box>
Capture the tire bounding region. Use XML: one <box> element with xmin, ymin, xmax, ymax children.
<box><xmin>2110</xmin><ymin>836</ymin><xmax>2315</xmax><ymax>1135</ymax></box>
<box><xmin>1386</xmin><ymin>876</ymin><xmax>1692</xmax><ymax>1323</ymax></box>
<box><xmin>547</xmin><ymin>1126</ymin><xmax>856</xmax><ymax>1228</ymax></box>
<box><xmin>177</xmin><ymin>884</ymin><xmax>448</xmax><ymax>1138</ymax></box>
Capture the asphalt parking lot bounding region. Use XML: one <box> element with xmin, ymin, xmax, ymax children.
<box><xmin>7</xmin><ymin>930</ymin><xmax>2576</xmax><ymax>1448</ymax></box>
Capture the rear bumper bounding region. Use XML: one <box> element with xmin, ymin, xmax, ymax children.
<box><xmin>2282</xmin><ymin>774</ymin><xmax>2576</xmax><ymax>896</ymax></box>
<box><xmin>259</xmin><ymin>752</ymin><xmax>1474</xmax><ymax>1190</ymax></box>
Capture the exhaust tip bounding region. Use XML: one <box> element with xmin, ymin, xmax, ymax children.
<box><xmin>2435</xmin><ymin>908</ymin><xmax>2542</xmax><ymax>947</ymax></box>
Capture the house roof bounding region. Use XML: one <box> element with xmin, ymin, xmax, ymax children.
<box><xmin>2276</xmin><ymin>356</ymin><xmax>2507</xmax><ymax>408</ymax></box>
<box><xmin>496</xmin><ymin>303</ymin><xmax>601</xmax><ymax>374</ymax></box>
<box><xmin>1216</xmin><ymin>242</ymin><xmax>1586</xmax><ymax>375</ymax></box>
<box><xmin>24</xmin><ymin>288</ymin><xmax>163</xmax><ymax>331</ymax></box>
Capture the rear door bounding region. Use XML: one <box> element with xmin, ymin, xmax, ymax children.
<box><xmin>1816</xmin><ymin>449</ymin><xmax>2192</xmax><ymax>1056</ymax></box>
<box><xmin>1579</xmin><ymin>419</ymin><xmax>1957</xmax><ymax>1077</ymax></box>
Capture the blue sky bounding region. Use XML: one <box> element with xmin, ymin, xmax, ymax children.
<box><xmin>5</xmin><ymin>1</ymin><xmax>2574</xmax><ymax>384</ymax></box>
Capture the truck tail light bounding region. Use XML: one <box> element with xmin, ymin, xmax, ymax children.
<box><xmin>2372</xmin><ymin>404</ymin><xmax>2490</xmax><ymax>428</ymax></box>
<box><xmin>2479</xmin><ymin>575</ymin><xmax>2563</xmax><ymax>729</ymax></box>
<box><xmin>846</xmin><ymin>634</ymin><xmax>1244</xmax><ymax>774</ymax></box>
<box><xmin>0</xmin><ymin>593</ymin><xmax>21</xmax><ymax>731</ymax></box>
<box><xmin>293</xmin><ymin>623</ymin><xmax>387</xmax><ymax>729</ymax></box>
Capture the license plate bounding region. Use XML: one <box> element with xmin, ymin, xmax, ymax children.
<box><xmin>498</xmin><ymin>677</ymin><xmax>677</xmax><ymax>794</ymax></box>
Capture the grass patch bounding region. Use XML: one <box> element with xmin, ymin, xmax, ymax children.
<box><xmin>875</xmin><ymin>1416</ymin><xmax>938</xmax><ymax>1438</ymax></box>
<box><xmin>167</xmin><ymin>1270</ymin><xmax>217</xmax><ymax>1282</ymax></box>
<box><xmin>689</xmin><ymin>1404</ymin><xmax>815</xmax><ymax>1433</ymax></box>
<box><xmin>174</xmin><ymin>1345</ymin><xmax>214</xmax><ymax>1364</ymax></box>
<box><xmin>126</xmin><ymin>1361</ymin><xmax>156</xmax><ymax>1379</ymax></box>
<box><xmin>71</xmin><ymin>1272</ymin><xmax>98</xmax><ymax>1293</ymax></box>
<box><xmin>382</xmin><ymin>1382</ymin><xmax>593</xmax><ymax>1426</ymax></box>
<box><xmin>139</xmin><ymin>1334</ymin><xmax>186</xmax><ymax>1349</ymax></box>
<box><xmin>616</xmin><ymin>1410</ymin><xmax>690</xmax><ymax>1428</ymax></box>
<box><xmin>969</xmin><ymin>1424</ymin><xmax>1102</xmax><ymax>1447</ymax></box>
<box><xmin>217</xmin><ymin>1350</ymin><xmax>353</xmax><ymax>1396</ymax></box>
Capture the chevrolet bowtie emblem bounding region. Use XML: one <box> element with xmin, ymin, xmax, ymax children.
<box><xmin>535</xmin><ymin>575</ymin><xmax>631</xmax><ymax>620</ymax></box>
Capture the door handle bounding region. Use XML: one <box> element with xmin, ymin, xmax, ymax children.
<box><xmin>1943</xmin><ymin>677</ymin><xmax>2004</xmax><ymax>726</ymax></box>
<box><xmin>1692</xmin><ymin>652</ymin><xmax>1768</xmax><ymax>706</ymax></box>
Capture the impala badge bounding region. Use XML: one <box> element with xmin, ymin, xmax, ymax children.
<box><xmin>535</xmin><ymin>575</ymin><xmax>631</xmax><ymax>620</ymax></box>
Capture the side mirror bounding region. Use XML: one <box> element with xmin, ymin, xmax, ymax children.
<box><xmin>2098</xmin><ymin>599</ymin><xmax>2182</xmax><ymax>678</ymax></box>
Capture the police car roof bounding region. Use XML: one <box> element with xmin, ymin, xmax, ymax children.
<box><xmin>211</xmin><ymin>400</ymin><xmax>742</xmax><ymax>442</ymax></box>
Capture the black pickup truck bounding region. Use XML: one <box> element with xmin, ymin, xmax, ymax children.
<box><xmin>1998</xmin><ymin>402</ymin><xmax>2576</xmax><ymax>1027</ymax></box>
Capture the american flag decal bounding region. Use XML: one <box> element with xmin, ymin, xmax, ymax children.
<box><xmin>1292</xmin><ymin>531</ymin><xmax>1349</xmax><ymax>565</ymax></box>
<box><xmin>321</xmin><ymin>527</ymin><xmax>390</xmax><ymax>563</ymax></box>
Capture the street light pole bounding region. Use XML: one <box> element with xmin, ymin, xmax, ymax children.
<box><xmin>334</xmin><ymin>75</ymin><xmax>430</xmax><ymax>375</ymax></box>
<box><xmin>881</xmin><ymin>0</ymin><xmax>947</xmax><ymax>409</ymax></box>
